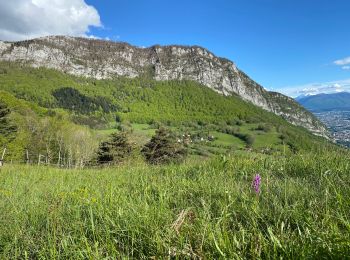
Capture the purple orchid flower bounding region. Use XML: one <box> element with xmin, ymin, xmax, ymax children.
<box><xmin>252</xmin><ymin>174</ymin><xmax>261</xmax><ymax>194</ymax></box>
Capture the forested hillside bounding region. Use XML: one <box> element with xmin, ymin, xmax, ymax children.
<box><xmin>0</xmin><ymin>61</ymin><xmax>288</xmax><ymax>124</ymax></box>
<box><xmin>0</xmin><ymin>61</ymin><xmax>333</xmax><ymax>165</ymax></box>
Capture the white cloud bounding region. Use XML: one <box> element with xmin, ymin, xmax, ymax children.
<box><xmin>0</xmin><ymin>0</ymin><xmax>101</xmax><ymax>41</ymax></box>
<box><xmin>334</xmin><ymin>56</ymin><xmax>350</xmax><ymax>66</ymax></box>
<box><xmin>277</xmin><ymin>79</ymin><xmax>350</xmax><ymax>97</ymax></box>
<box><xmin>342</xmin><ymin>66</ymin><xmax>350</xmax><ymax>70</ymax></box>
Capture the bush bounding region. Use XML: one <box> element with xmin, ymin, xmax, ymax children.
<box><xmin>245</xmin><ymin>134</ymin><xmax>255</xmax><ymax>148</ymax></box>
<box><xmin>255</xmin><ymin>124</ymin><xmax>272</xmax><ymax>132</ymax></box>
<box><xmin>141</xmin><ymin>127</ymin><xmax>187</xmax><ymax>164</ymax></box>
<box><xmin>232</xmin><ymin>132</ymin><xmax>255</xmax><ymax>147</ymax></box>
<box><xmin>115</xmin><ymin>113</ymin><xmax>122</xmax><ymax>123</ymax></box>
<box><xmin>97</xmin><ymin>132</ymin><xmax>133</xmax><ymax>164</ymax></box>
<box><xmin>235</xmin><ymin>120</ymin><xmax>244</xmax><ymax>126</ymax></box>
<box><xmin>116</xmin><ymin>123</ymin><xmax>133</xmax><ymax>133</ymax></box>
<box><xmin>280</xmin><ymin>134</ymin><xmax>287</xmax><ymax>142</ymax></box>
<box><xmin>149</xmin><ymin>120</ymin><xmax>162</xmax><ymax>129</ymax></box>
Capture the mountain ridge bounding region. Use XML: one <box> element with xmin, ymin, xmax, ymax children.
<box><xmin>297</xmin><ymin>92</ymin><xmax>350</xmax><ymax>112</ymax></box>
<box><xmin>0</xmin><ymin>35</ymin><xmax>327</xmax><ymax>136</ymax></box>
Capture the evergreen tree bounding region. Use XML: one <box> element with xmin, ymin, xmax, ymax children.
<box><xmin>97</xmin><ymin>132</ymin><xmax>132</xmax><ymax>164</ymax></box>
<box><xmin>141</xmin><ymin>127</ymin><xmax>187</xmax><ymax>164</ymax></box>
<box><xmin>0</xmin><ymin>101</ymin><xmax>16</xmax><ymax>140</ymax></box>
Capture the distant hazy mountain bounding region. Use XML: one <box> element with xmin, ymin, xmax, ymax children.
<box><xmin>296</xmin><ymin>92</ymin><xmax>350</xmax><ymax>112</ymax></box>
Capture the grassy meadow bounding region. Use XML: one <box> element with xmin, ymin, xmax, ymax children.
<box><xmin>1</xmin><ymin>151</ymin><xmax>349</xmax><ymax>259</ymax></box>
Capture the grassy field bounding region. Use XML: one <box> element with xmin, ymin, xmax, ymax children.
<box><xmin>0</xmin><ymin>151</ymin><xmax>349</xmax><ymax>259</ymax></box>
<box><xmin>95</xmin><ymin>123</ymin><xmax>289</xmax><ymax>159</ymax></box>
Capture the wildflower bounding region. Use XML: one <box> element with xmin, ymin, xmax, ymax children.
<box><xmin>252</xmin><ymin>174</ymin><xmax>261</xmax><ymax>194</ymax></box>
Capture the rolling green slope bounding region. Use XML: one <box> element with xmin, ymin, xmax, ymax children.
<box><xmin>0</xmin><ymin>61</ymin><xmax>333</xmax><ymax>161</ymax></box>
<box><xmin>0</xmin><ymin>61</ymin><xmax>322</xmax><ymax>127</ymax></box>
<box><xmin>0</xmin><ymin>61</ymin><xmax>281</xmax><ymax>124</ymax></box>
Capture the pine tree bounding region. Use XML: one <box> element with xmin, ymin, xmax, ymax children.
<box><xmin>97</xmin><ymin>132</ymin><xmax>132</xmax><ymax>164</ymax></box>
<box><xmin>0</xmin><ymin>101</ymin><xmax>16</xmax><ymax>139</ymax></box>
<box><xmin>141</xmin><ymin>127</ymin><xmax>187</xmax><ymax>164</ymax></box>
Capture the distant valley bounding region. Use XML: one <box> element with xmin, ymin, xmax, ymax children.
<box><xmin>297</xmin><ymin>92</ymin><xmax>350</xmax><ymax>147</ymax></box>
<box><xmin>314</xmin><ymin>110</ymin><xmax>350</xmax><ymax>147</ymax></box>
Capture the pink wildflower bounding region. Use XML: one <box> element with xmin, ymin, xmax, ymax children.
<box><xmin>252</xmin><ymin>174</ymin><xmax>261</xmax><ymax>194</ymax></box>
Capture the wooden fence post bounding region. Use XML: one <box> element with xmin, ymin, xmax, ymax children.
<box><xmin>0</xmin><ymin>148</ymin><xmax>6</xmax><ymax>167</ymax></box>
<box><xmin>1</xmin><ymin>148</ymin><xmax>6</xmax><ymax>160</ymax></box>
<box><xmin>38</xmin><ymin>154</ymin><xmax>42</xmax><ymax>166</ymax></box>
<box><xmin>26</xmin><ymin>149</ymin><xmax>29</xmax><ymax>164</ymax></box>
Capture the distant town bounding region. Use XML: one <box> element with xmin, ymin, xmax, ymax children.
<box><xmin>314</xmin><ymin>110</ymin><xmax>350</xmax><ymax>147</ymax></box>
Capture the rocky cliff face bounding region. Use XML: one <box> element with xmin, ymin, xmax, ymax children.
<box><xmin>0</xmin><ymin>36</ymin><xmax>327</xmax><ymax>136</ymax></box>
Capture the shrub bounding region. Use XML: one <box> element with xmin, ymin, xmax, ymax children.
<box><xmin>245</xmin><ymin>134</ymin><xmax>255</xmax><ymax>147</ymax></box>
<box><xmin>255</xmin><ymin>124</ymin><xmax>272</xmax><ymax>132</ymax></box>
<box><xmin>280</xmin><ymin>134</ymin><xmax>287</xmax><ymax>142</ymax></box>
<box><xmin>141</xmin><ymin>127</ymin><xmax>187</xmax><ymax>164</ymax></box>
<box><xmin>197</xmin><ymin>120</ymin><xmax>206</xmax><ymax>126</ymax></box>
<box><xmin>232</xmin><ymin>132</ymin><xmax>255</xmax><ymax>147</ymax></box>
<box><xmin>149</xmin><ymin>120</ymin><xmax>162</xmax><ymax>129</ymax></box>
<box><xmin>235</xmin><ymin>120</ymin><xmax>244</xmax><ymax>126</ymax></box>
<box><xmin>116</xmin><ymin>123</ymin><xmax>133</xmax><ymax>133</ymax></box>
<box><xmin>115</xmin><ymin>113</ymin><xmax>122</xmax><ymax>123</ymax></box>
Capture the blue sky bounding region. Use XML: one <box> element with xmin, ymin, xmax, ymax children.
<box><xmin>0</xmin><ymin>0</ymin><xmax>349</xmax><ymax>97</ymax></box>
<box><xmin>85</xmin><ymin>0</ymin><xmax>350</xmax><ymax>96</ymax></box>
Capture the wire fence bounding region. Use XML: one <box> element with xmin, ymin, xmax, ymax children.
<box><xmin>0</xmin><ymin>159</ymin><xmax>129</xmax><ymax>169</ymax></box>
<box><xmin>0</xmin><ymin>149</ymin><xmax>125</xmax><ymax>169</ymax></box>
<box><xmin>0</xmin><ymin>156</ymin><xmax>126</xmax><ymax>169</ymax></box>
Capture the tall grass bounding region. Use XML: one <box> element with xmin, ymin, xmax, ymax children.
<box><xmin>0</xmin><ymin>151</ymin><xmax>349</xmax><ymax>259</ymax></box>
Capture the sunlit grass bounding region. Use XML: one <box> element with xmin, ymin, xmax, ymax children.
<box><xmin>0</xmin><ymin>151</ymin><xmax>349</xmax><ymax>258</ymax></box>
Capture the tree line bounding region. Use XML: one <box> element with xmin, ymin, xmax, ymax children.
<box><xmin>1</xmin><ymin>98</ymin><xmax>186</xmax><ymax>167</ymax></box>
